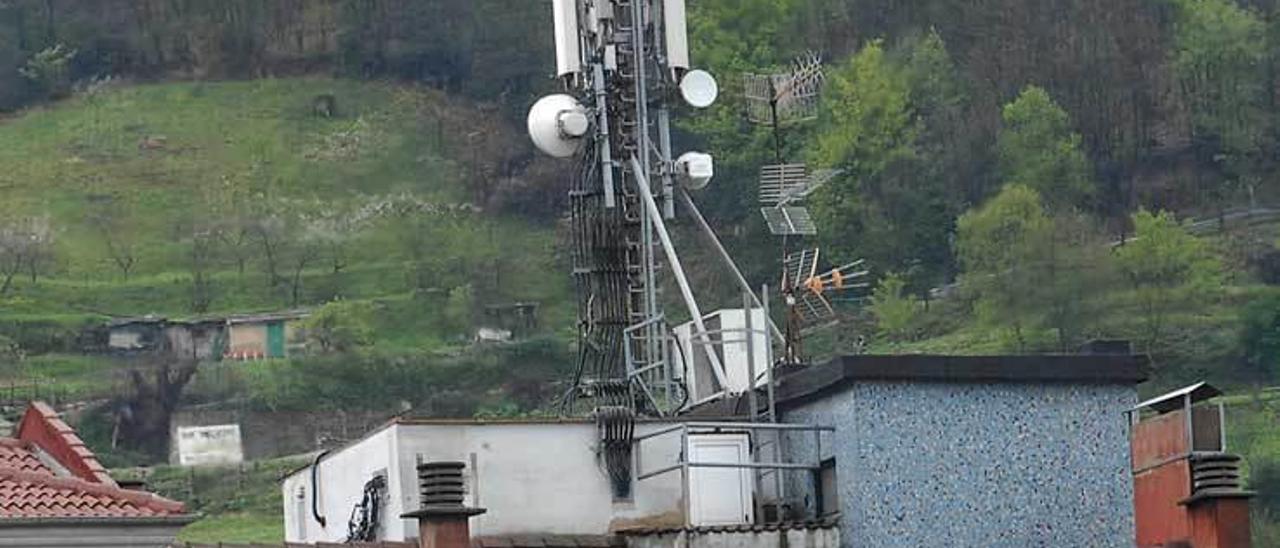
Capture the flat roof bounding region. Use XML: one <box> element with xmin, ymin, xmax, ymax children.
<box><xmin>280</xmin><ymin>414</ymin><xmax>742</xmax><ymax>481</ymax></box>
<box><xmin>1129</xmin><ymin>382</ymin><xmax>1222</xmax><ymax>414</ymax></box>
<box><xmin>774</xmin><ymin>353</ymin><xmax>1149</xmax><ymax>409</ymax></box>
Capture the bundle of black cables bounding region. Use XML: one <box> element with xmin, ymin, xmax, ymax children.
<box><xmin>345</xmin><ymin>474</ymin><xmax>387</xmax><ymax>542</ymax></box>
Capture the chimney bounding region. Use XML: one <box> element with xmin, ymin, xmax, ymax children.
<box><xmin>1181</xmin><ymin>454</ymin><xmax>1254</xmax><ymax>548</ymax></box>
<box><xmin>1130</xmin><ymin>383</ymin><xmax>1255</xmax><ymax>548</ymax></box>
<box><xmin>401</xmin><ymin>461</ymin><xmax>486</xmax><ymax>548</ymax></box>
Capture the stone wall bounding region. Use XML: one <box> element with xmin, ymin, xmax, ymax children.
<box><xmin>169</xmin><ymin>406</ymin><xmax>390</xmax><ymax>464</ymax></box>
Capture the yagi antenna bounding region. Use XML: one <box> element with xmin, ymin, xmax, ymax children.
<box><xmin>744</xmin><ymin>51</ymin><xmax>826</xmax><ymax>128</ymax></box>
<box><xmin>743</xmin><ymin>51</ymin><xmax>870</xmax><ymax>364</ymax></box>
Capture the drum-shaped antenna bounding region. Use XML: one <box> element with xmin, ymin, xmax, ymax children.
<box><xmin>679</xmin><ymin>70</ymin><xmax>719</xmax><ymax>109</ymax></box>
<box><xmin>528</xmin><ymin>94</ymin><xmax>588</xmax><ymax>158</ymax></box>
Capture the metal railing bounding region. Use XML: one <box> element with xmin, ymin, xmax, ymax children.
<box><xmin>634</xmin><ymin>421</ymin><xmax>834</xmax><ymax>526</ymax></box>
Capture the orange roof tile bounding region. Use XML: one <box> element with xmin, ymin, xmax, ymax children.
<box><xmin>0</xmin><ymin>466</ymin><xmax>185</xmax><ymax>518</ymax></box>
<box><xmin>0</xmin><ymin>439</ymin><xmax>52</xmax><ymax>476</ymax></box>
<box><xmin>0</xmin><ymin>402</ymin><xmax>189</xmax><ymax>520</ymax></box>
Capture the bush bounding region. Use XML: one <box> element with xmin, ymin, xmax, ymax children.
<box><xmin>301</xmin><ymin>300</ymin><xmax>375</xmax><ymax>354</ymax></box>
<box><xmin>1239</xmin><ymin>290</ymin><xmax>1280</xmax><ymax>382</ymax></box>
<box><xmin>242</xmin><ymin>336</ymin><xmax>573</xmax><ymax>416</ymax></box>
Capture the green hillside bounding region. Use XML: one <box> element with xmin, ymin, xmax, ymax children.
<box><xmin>0</xmin><ymin>78</ymin><xmax>569</xmax><ymax>346</ymax></box>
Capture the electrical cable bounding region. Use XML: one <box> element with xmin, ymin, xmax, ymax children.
<box><xmin>344</xmin><ymin>474</ymin><xmax>387</xmax><ymax>542</ymax></box>
<box><xmin>310</xmin><ymin>450</ymin><xmax>330</xmax><ymax>528</ymax></box>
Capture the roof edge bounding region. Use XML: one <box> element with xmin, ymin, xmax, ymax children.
<box><xmin>0</xmin><ymin>515</ymin><xmax>198</xmax><ymax>526</ymax></box>
<box><xmin>775</xmin><ymin>353</ymin><xmax>1149</xmax><ymax>409</ymax></box>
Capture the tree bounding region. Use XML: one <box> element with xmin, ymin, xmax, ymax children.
<box><xmin>0</xmin><ymin>216</ymin><xmax>55</xmax><ymax>296</ymax></box>
<box><xmin>956</xmin><ymin>184</ymin><xmax>1052</xmax><ymax>350</ymax></box>
<box><xmin>181</xmin><ymin>222</ymin><xmax>220</xmax><ymax>314</ymax></box>
<box><xmin>810</xmin><ymin>33</ymin><xmax>967</xmax><ymax>294</ymax></box>
<box><xmin>997</xmin><ymin>86</ymin><xmax>1094</xmax><ymax>211</ymax></box>
<box><xmin>1240</xmin><ymin>291</ymin><xmax>1280</xmax><ymax>382</ymax></box>
<box><xmin>303</xmin><ymin>300</ymin><xmax>375</xmax><ymax>354</ymax></box>
<box><xmin>87</xmin><ymin>195</ymin><xmax>140</xmax><ymax>281</ymax></box>
<box><xmin>116</xmin><ymin>359</ymin><xmax>199</xmax><ymax>460</ymax></box>
<box><xmin>683</xmin><ymin>0</ymin><xmax>809</xmax><ymax>220</ymax></box>
<box><xmin>19</xmin><ymin>44</ymin><xmax>76</xmax><ymax>100</ymax></box>
<box><xmin>1114</xmin><ymin>209</ymin><xmax>1223</xmax><ymax>354</ymax></box>
<box><xmin>444</xmin><ymin>283</ymin><xmax>475</xmax><ymax>336</ymax></box>
<box><xmin>869</xmin><ymin>272</ymin><xmax>918</xmax><ymax>342</ymax></box>
<box><xmin>1171</xmin><ymin>0</ymin><xmax>1269</xmax><ymax>207</ymax></box>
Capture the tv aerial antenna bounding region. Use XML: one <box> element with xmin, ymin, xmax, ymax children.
<box><xmin>783</xmin><ymin>249</ymin><xmax>870</xmax><ymax>334</ymax></box>
<box><xmin>746</xmin><ymin>52</ymin><xmax>866</xmax><ymax>363</ymax></box>
<box><xmin>744</xmin><ymin>51</ymin><xmax>825</xmax><ymax>162</ymax></box>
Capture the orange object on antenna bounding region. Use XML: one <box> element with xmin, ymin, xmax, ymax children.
<box><xmin>831</xmin><ymin>269</ymin><xmax>845</xmax><ymax>289</ymax></box>
<box><xmin>805</xmin><ymin>276</ymin><xmax>824</xmax><ymax>294</ymax></box>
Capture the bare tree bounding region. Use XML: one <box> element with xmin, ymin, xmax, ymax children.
<box><xmin>184</xmin><ymin>223</ymin><xmax>220</xmax><ymax>313</ymax></box>
<box><xmin>0</xmin><ymin>216</ymin><xmax>55</xmax><ymax>296</ymax></box>
<box><xmin>87</xmin><ymin>197</ymin><xmax>139</xmax><ymax>281</ymax></box>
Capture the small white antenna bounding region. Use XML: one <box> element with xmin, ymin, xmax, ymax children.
<box><xmin>679</xmin><ymin>70</ymin><xmax>720</xmax><ymax>109</ymax></box>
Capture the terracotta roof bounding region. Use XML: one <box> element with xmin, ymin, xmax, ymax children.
<box><xmin>14</xmin><ymin>401</ymin><xmax>114</xmax><ymax>485</ymax></box>
<box><xmin>0</xmin><ymin>401</ymin><xmax>190</xmax><ymax>520</ymax></box>
<box><xmin>0</xmin><ymin>439</ymin><xmax>52</xmax><ymax>475</ymax></box>
<box><xmin>0</xmin><ymin>466</ymin><xmax>185</xmax><ymax>518</ymax></box>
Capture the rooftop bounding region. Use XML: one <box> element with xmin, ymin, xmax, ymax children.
<box><xmin>0</xmin><ymin>402</ymin><xmax>191</xmax><ymax>521</ymax></box>
<box><xmin>774</xmin><ymin>353</ymin><xmax>1148</xmax><ymax>407</ymax></box>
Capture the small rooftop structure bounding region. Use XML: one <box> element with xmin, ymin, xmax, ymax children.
<box><xmin>0</xmin><ymin>402</ymin><xmax>192</xmax><ymax>546</ymax></box>
<box><xmin>768</xmin><ymin>352</ymin><xmax>1147</xmax><ymax>547</ymax></box>
<box><xmin>1130</xmin><ymin>381</ymin><xmax>1223</xmax><ymax>414</ymax></box>
<box><xmin>1128</xmin><ymin>382</ymin><xmax>1254</xmax><ymax>548</ymax></box>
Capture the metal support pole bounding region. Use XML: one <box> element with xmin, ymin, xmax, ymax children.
<box><xmin>1218</xmin><ymin>402</ymin><xmax>1226</xmax><ymax>451</ymax></box>
<box><xmin>680</xmin><ymin>424</ymin><xmax>690</xmax><ymax>527</ymax></box>
<box><xmin>763</xmin><ymin>284</ymin><xmax>777</xmax><ymax>423</ymax></box>
<box><xmin>631</xmin><ymin>156</ymin><xmax>729</xmax><ymax>388</ymax></box>
<box><xmin>676</xmin><ymin>187</ymin><xmax>785</xmax><ymax>344</ymax></box>
<box><xmin>744</xmin><ymin>290</ymin><xmax>763</xmax><ymax>524</ymax></box>
<box><xmin>744</xmin><ymin>292</ymin><xmax>759</xmax><ymax>420</ymax></box>
<box><xmin>659</xmin><ymin>108</ymin><xmax>676</xmax><ymax>220</ymax></box>
<box><xmin>592</xmin><ymin>63</ymin><xmax>616</xmax><ymax>208</ymax></box>
<box><xmin>1184</xmin><ymin>394</ymin><xmax>1194</xmax><ymax>455</ymax></box>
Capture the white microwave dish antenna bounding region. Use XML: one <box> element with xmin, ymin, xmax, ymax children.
<box><xmin>527</xmin><ymin>94</ymin><xmax>588</xmax><ymax>158</ymax></box>
<box><xmin>679</xmin><ymin>70</ymin><xmax>719</xmax><ymax>108</ymax></box>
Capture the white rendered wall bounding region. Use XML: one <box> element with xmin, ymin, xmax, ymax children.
<box><xmin>285</xmin><ymin>421</ymin><xmax>687</xmax><ymax>542</ymax></box>
<box><xmin>393</xmin><ymin>422</ymin><xmax>685</xmax><ymax>538</ymax></box>
<box><xmin>282</xmin><ymin>425</ymin><xmax>399</xmax><ymax>543</ymax></box>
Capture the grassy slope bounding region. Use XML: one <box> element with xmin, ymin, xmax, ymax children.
<box><xmin>0</xmin><ymin>77</ymin><xmax>571</xmax><ymax>393</ymax></box>
<box><xmin>115</xmin><ymin>457</ymin><xmax>306</xmax><ymax>543</ymax></box>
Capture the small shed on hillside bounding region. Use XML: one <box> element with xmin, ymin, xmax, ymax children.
<box><xmin>106</xmin><ymin>316</ymin><xmax>167</xmax><ymax>353</ymax></box>
<box><xmin>221</xmin><ymin>311</ymin><xmax>309</xmax><ymax>360</ymax></box>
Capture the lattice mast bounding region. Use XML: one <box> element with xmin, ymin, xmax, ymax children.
<box><xmin>529</xmin><ymin>1</ymin><xmax>723</xmax><ymax>419</ymax></box>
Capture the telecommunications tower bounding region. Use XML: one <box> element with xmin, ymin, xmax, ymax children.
<box><xmin>528</xmin><ymin>0</ymin><xmax>726</xmax><ymax>496</ymax></box>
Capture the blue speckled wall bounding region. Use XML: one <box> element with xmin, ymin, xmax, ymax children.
<box><xmin>782</xmin><ymin>381</ymin><xmax>1137</xmax><ymax>547</ymax></box>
